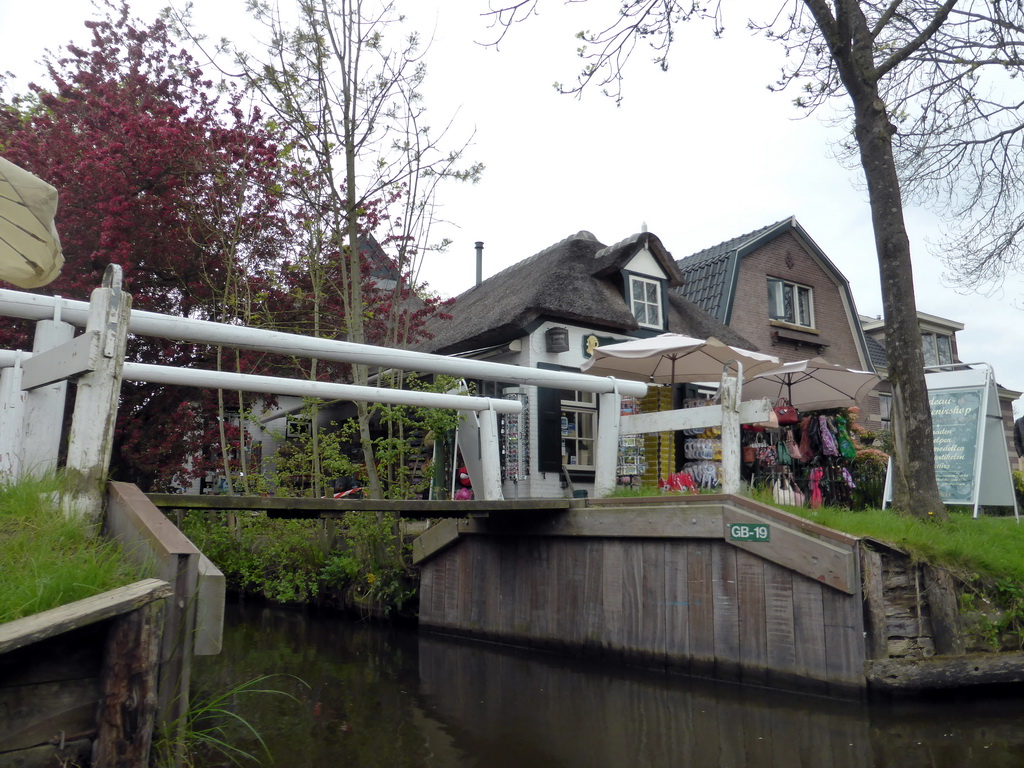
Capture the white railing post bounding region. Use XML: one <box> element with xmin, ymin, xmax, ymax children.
<box><xmin>0</xmin><ymin>353</ymin><xmax>26</xmax><ymax>480</ymax></box>
<box><xmin>478</xmin><ymin>406</ymin><xmax>503</xmax><ymax>501</ymax></box>
<box><xmin>720</xmin><ymin>361</ymin><xmax>743</xmax><ymax>496</ymax></box>
<box><xmin>594</xmin><ymin>384</ymin><xmax>622</xmax><ymax>498</ymax></box>
<box><xmin>23</xmin><ymin>305</ymin><xmax>75</xmax><ymax>475</ymax></box>
<box><xmin>63</xmin><ymin>266</ymin><xmax>132</xmax><ymax>527</ymax></box>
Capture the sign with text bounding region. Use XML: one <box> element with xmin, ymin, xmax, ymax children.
<box><xmin>885</xmin><ymin>366</ymin><xmax>1018</xmax><ymax>518</ymax></box>
<box><xmin>928</xmin><ymin>387</ymin><xmax>983</xmax><ymax>504</ymax></box>
<box><xmin>727</xmin><ymin>523</ymin><xmax>770</xmax><ymax>542</ymax></box>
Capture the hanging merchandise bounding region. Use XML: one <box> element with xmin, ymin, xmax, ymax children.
<box><xmin>808</xmin><ymin>467</ymin><xmax>825</xmax><ymax>508</ymax></box>
<box><xmin>774</xmin><ymin>397</ymin><xmax>800</xmax><ymax>425</ymax></box>
<box><xmin>773</xmin><ymin>473</ymin><xmax>805</xmax><ymax>506</ymax></box>
<box><xmin>819</xmin><ymin>415</ymin><xmax>839</xmax><ymax>457</ymax></box>
<box><xmin>836</xmin><ymin>415</ymin><xmax>858</xmax><ymax>459</ymax></box>
<box><xmin>784</xmin><ymin>428</ymin><xmax>802</xmax><ymax>462</ymax></box>
<box><xmin>777</xmin><ymin>438</ymin><xmax>792</xmax><ymax>466</ymax></box>
<box><xmin>754</xmin><ymin>435</ymin><xmax>777</xmax><ymax>467</ymax></box>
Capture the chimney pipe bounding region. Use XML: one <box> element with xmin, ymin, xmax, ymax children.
<box><xmin>475</xmin><ymin>241</ymin><xmax>484</xmax><ymax>286</ymax></box>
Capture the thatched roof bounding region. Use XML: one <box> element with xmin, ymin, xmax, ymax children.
<box><xmin>418</xmin><ymin>230</ymin><xmax>758</xmax><ymax>355</ymax></box>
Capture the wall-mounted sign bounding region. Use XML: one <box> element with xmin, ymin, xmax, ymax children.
<box><xmin>728</xmin><ymin>523</ymin><xmax>770</xmax><ymax>542</ymax></box>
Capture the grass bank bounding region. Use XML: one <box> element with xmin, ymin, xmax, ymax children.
<box><xmin>0</xmin><ymin>474</ymin><xmax>145</xmax><ymax>622</ymax></box>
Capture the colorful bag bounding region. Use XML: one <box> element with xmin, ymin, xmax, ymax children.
<box><xmin>836</xmin><ymin>416</ymin><xmax>857</xmax><ymax>459</ymax></box>
<box><xmin>819</xmin><ymin>416</ymin><xmax>839</xmax><ymax>456</ymax></box>
<box><xmin>774</xmin><ymin>397</ymin><xmax>799</xmax><ymax>425</ymax></box>
<box><xmin>755</xmin><ymin>438</ymin><xmax>777</xmax><ymax>467</ymax></box>
<box><xmin>777</xmin><ymin>438</ymin><xmax>792</xmax><ymax>466</ymax></box>
<box><xmin>784</xmin><ymin>428</ymin><xmax>802</xmax><ymax>462</ymax></box>
<box><xmin>743</xmin><ymin>443</ymin><xmax>756</xmax><ymax>464</ymax></box>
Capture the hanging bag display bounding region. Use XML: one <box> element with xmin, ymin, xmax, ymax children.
<box><xmin>777</xmin><ymin>437</ymin><xmax>792</xmax><ymax>466</ymax></box>
<box><xmin>755</xmin><ymin>398</ymin><xmax>780</xmax><ymax>429</ymax></box>
<box><xmin>784</xmin><ymin>428</ymin><xmax>802</xmax><ymax>462</ymax></box>
<box><xmin>836</xmin><ymin>415</ymin><xmax>857</xmax><ymax>459</ymax></box>
<box><xmin>754</xmin><ymin>435</ymin><xmax>777</xmax><ymax>467</ymax></box>
<box><xmin>774</xmin><ymin>397</ymin><xmax>799</xmax><ymax>425</ymax></box>
<box><xmin>742</xmin><ymin>442</ymin><xmax>757</xmax><ymax>464</ymax></box>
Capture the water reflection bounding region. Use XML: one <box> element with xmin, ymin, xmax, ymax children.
<box><xmin>192</xmin><ymin>601</ymin><xmax>1024</xmax><ymax>768</ymax></box>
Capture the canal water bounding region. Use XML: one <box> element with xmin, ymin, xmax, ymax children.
<box><xmin>192</xmin><ymin>601</ymin><xmax>1024</xmax><ymax>767</ymax></box>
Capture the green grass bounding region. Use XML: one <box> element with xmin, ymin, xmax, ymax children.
<box><xmin>792</xmin><ymin>505</ymin><xmax>1024</xmax><ymax>582</ymax></box>
<box><xmin>0</xmin><ymin>474</ymin><xmax>145</xmax><ymax>623</ymax></box>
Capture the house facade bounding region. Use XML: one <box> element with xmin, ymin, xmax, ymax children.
<box><xmin>418</xmin><ymin>229</ymin><xmax>760</xmax><ymax>499</ymax></box>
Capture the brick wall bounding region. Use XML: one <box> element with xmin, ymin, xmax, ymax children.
<box><xmin>728</xmin><ymin>231</ymin><xmax>867</xmax><ymax>371</ymax></box>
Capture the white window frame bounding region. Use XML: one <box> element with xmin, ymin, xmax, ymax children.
<box><xmin>767</xmin><ymin>278</ymin><xmax>815</xmax><ymax>329</ymax></box>
<box><xmin>629</xmin><ymin>275</ymin><xmax>664</xmax><ymax>330</ymax></box>
<box><xmin>561</xmin><ymin>390</ymin><xmax>597</xmax><ymax>469</ymax></box>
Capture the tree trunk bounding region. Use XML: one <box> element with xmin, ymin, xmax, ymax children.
<box><xmin>835</xmin><ymin>1</ymin><xmax>946</xmax><ymax>519</ymax></box>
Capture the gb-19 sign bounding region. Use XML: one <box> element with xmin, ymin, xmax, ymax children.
<box><xmin>728</xmin><ymin>523</ymin><xmax>770</xmax><ymax>542</ymax></box>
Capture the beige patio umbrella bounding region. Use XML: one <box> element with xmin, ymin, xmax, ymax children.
<box><xmin>580</xmin><ymin>333</ymin><xmax>780</xmax><ymax>384</ymax></box>
<box><xmin>0</xmin><ymin>156</ymin><xmax>63</xmax><ymax>289</ymax></box>
<box><xmin>742</xmin><ymin>357</ymin><xmax>880</xmax><ymax>410</ymax></box>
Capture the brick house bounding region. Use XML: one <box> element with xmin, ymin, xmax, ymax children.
<box><xmin>674</xmin><ymin>216</ymin><xmax>878</xmax><ymax>423</ymax></box>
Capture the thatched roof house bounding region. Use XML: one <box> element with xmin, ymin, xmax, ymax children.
<box><xmin>418</xmin><ymin>230</ymin><xmax>757</xmax><ymax>356</ymax></box>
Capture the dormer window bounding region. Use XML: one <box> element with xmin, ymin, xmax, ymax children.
<box><xmin>629</xmin><ymin>275</ymin><xmax>664</xmax><ymax>329</ymax></box>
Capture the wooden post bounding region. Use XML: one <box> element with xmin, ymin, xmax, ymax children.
<box><xmin>720</xmin><ymin>366</ymin><xmax>742</xmax><ymax>495</ymax></box>
<box><xmin>594</xmin><ymin>388</ymin><xmax>622</xmax><ymax>497</ymax></box>
<box><xmin>23</xmin><ymin>313</ymin><xmax>75</xmax><ymax>475</ymax></box>
<box><xmin>63</xmin><ymin>265</ymin><xmax>132</xmax><ymax>528</ymax></box>
<box><xmin>478</xmin><ymin>407</ymin><xmax>503</xmax><ymax>501</ymax></box>
<box><xmin>93</xmin><ymin>600</ymin><xmax>164</xmax><ymax>768</ymax></box>
<box><xmin>0</xmin><ymin>352</ymin><xmax>26</xmax><ymax>480</ymax></box>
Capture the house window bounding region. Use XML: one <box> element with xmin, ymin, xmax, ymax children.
<box><xmin>767</xmin><ymin>278</ymin><xmax>814</xmax><ymax>328</ymax></box>
<box><xmin>560</xmin><ymin>390</ymin><xmax>597</xmax><ymax>469</ymax></box>
<box><xmin>878</xmin><ymin>393</ymin><xmax>892</xmax><ymax>425</ymax></box>
<box><xmin>629</xmin><ymin>275</ymin><xmax>663</xmax><ymax>329</ymax></box>
<box><xmin>921</xmin><ymin>332</ymin><xmax>953</xmax><ymax>367</ymax></box>
<box><xmin>286</xmin><ymin>414</ymin><xmax>310</xmax><ymax>438</ymax></box>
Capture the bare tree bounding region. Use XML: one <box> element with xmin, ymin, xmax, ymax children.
<box><xmin>488</xmin><ymin>0</ymin><xmax>1024</xmax><ymax>517</ymax></box>
<box><xmin>234</xmin><ymin>0</ymin><xmax>480</xmax><ymax>498</ymax></box>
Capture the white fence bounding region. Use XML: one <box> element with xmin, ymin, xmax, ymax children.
<box><xmin>0</xmin><ymin>266</ymin><xmax>767</xmax><ymax>510</ymax></box>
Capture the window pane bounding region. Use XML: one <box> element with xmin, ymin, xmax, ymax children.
<box><xmin>633</xmin><ymin>301</ymin><xmax>647</xmax><ymax>324</ymax></box>
<box><xmin>922</xmin><ymin>333</ymin><xmax>937</xmax><ymax>366</ymax></box>
<box><xmin>767</xmin><ymin>280</ymin><xmax>784</xmax><ymax>319</ymax></box>
<box><xmin>782</xmin><ymin>284</ymin><xmax>795</xmax><ymax>323</ymax></box>
<box><xmin>879</xmin><ymin>393</ymin><xmax>892</xmax><ymax>422</ymax></box>
<box><xmin>936</xmin><ymin>335</ymin><xmax>952</xmax><ymax>365</ymax></box>
<box><xmin>644</xmin><ymin>282</ymin><xmax>658</xmax><ymax>303</ymax></box>
<box><xmin>797</xmin><ymin>287</ymin><xmax>812</xmax><ymax>326</ymax></box>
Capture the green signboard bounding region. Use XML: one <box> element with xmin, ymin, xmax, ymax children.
<box><xmin>928</xmin><ymin>386</ymin><xmax>983</xmax><ymax>504</ymax></box>
<box><xmin>727</xmin><ymin>523</ymin><xmax>770</xmax><ymax>542</ymax></box>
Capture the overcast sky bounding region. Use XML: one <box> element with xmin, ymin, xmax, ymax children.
<box><xmin>4</xmin><ymin>0</ymin><xmax>1024</xmax><ymax>392</ymax></box>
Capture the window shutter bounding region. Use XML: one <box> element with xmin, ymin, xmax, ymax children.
<box><xmin>536</xmin><ymin>363</ymin><xmax>567</xmax><ymax>473</ymax></box>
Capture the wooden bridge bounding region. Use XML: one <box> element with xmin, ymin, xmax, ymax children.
<box><xmin>148</xmin><ymin>491</ymin><xmax>1021</xmax><ymax>698</ymax></box>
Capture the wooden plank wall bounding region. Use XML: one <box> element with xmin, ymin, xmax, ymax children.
<box><xmin>418</xmin><ymin>501</ymin><xmax>866</xmax><ymax>696</ymax></box>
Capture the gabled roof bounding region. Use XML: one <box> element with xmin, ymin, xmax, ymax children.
<box><xmin>418</xmin><ymin>230</ymin><xmax>756</xmax><ymax>356</ymax></box>
<box><xmin>675</xmin><ymin>218</ymin><xmax>793</xmax><ymax>323</ymax></box>
<box><xmin>675</xmin><ymin>216</ymin><xmax>874</xmax><ymax>371</ymax></box>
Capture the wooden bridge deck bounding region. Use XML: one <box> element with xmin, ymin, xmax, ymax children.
<box><xmin>146</xmin><ymin>493</ymin><xmax>574</xmax><ymax>520</ymax></box>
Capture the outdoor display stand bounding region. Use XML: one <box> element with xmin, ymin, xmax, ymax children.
<box><xmin>884</xmin><ymin>364</ymin><xmax>1019</xmax><ymax>519</ymax></box>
